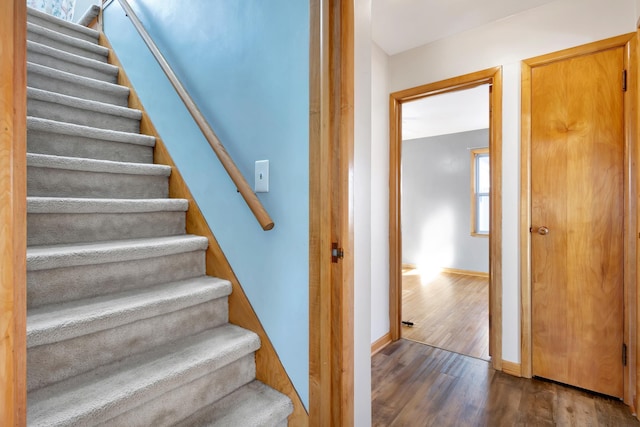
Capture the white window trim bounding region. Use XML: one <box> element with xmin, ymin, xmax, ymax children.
<box><xmin>471</xmin><ymin>148</ymin><xmax>490</xmax><ymax>237</ymax></box>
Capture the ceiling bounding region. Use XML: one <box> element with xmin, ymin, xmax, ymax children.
<box><xmin>374</xmin><ymin>0</ymin><xmax>557</xmax><ymax>140</ymax></box>
<box><xmin>372</xmin><ymin>0</ymin><xmax>558</xmax><ymax>56</ymax></box>
<box><xmin>402</xmin><ymin>85</ymin><xmax>489</xmax><ymax>140</ymax></box>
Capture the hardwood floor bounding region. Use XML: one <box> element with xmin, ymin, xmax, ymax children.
<box><xmin>402</xmin><ymin>270</ymin><xmax>489</xmax><ymax>360</ymax></box>
<box><xmin>372</xmin><ymin>339</ymin><xmax>639</xmax><ymax>427</ymax></box>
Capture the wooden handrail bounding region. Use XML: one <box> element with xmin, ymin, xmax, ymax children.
<box><xmin>115</xmin><ymin>0</ymin><xmax>274</xmax><ymax>230</ymax></box>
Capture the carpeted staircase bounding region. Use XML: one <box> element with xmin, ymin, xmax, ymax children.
<box><xmin>25</xmin><ymin>7</ymin><xmax>293</xmax><ymax>426</ymax></box>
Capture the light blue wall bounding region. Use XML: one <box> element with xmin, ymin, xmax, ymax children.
<box><xmin>103</xmin><ymin>0</ymin><xmax>309</xmax><ymax>407</ymax></box>
<box><xmin>402</xmin><ymin>129</ymin><xmax>489</xmax><ymax>273</ymax></box>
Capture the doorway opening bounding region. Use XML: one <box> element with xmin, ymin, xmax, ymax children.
<box><xmin>400</xmin><ymin>86</ymin><xmax>491</xmax><ymax>360</ymax></box>
<box><xmin>389</xmin><ymin>67</ymin><xmax>504</xmax><ymax>371</ymax></box>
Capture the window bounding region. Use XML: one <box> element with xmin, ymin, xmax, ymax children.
<box><xmin>471</xmin><ymin>148</ymin><xmax>489</xmax><ymax>236</ymax></box>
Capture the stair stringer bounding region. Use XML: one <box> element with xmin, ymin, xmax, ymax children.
<box><xmin>98</xmin><ymin>32</ymin><xmax>309</xmax><ymax>427</ymax></box>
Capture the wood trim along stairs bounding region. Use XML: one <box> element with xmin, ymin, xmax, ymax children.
<box><xmin>0</xmin><ymin>0</ymin><xmax>27</xmax><ymax>423</ymax></box>
<box><xmin>99</xmin><ymin>33</ymin><xmax>309</xmax><ymax>426</ymax></box>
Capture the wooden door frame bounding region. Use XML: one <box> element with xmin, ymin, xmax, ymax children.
<box><xmin>309</xmin><ymin>0</ymin><xmax>354</xmax><ymax>425</ymax></box>
<box><xmin>520</xmin><ymin>33</ymin><xmax>637</xmax><ymax>407</ymax></box>
<box><xmin>389</xmin><ymin>67</ymin><xmax>504</xmax><ymax>372</ymax></box>
<box><xmin>0</xmin><ymin>0</ymin><xmax>27</xmax><ymax>424</ymax></box>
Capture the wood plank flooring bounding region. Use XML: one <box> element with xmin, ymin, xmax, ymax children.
<box><xmin>372</xmin><ymin>339</ymin><xmax>639</xmax><ymax>427</ymax></box>
<box><xmin>402</xmin><ymin>270</ymin><xmax>489</xmax><ymax>360</ymax></box>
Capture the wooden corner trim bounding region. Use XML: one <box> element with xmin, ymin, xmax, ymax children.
<box><xmin>390</xmin><ymin>66</ymin><xmax>501</xmax><ymax>101</ymax></box>
<box><xmin>502</xmin><ymin>360</ymin><xmax>522</xmax><ymax>378</ymax></box>
<box><xmin>309</xmin><ymin>0</ymin><xmax>355</xmax><ymax>424</ymax></box>
<box><xmin>0</xmin><ymin>0</ymin><xmax>27</xmax><ymax>424</ymax></box>
<box><xmin>98</xmin><ymin>32</ymin><xmax>308</xmax><ymax>425</ymax></box>
<box><xmin>389</xmin><ymin>94</ymin><xmax>403</xmax><ymax>342</ymax></box>
<box><xmin>371</xmin><ymin>333</ymin><xmax>392</xmax><ymax>356</ymax></box>
<box><xmin>523</xmin><ymin>33</ymin><xmax>635</xmax><ymax>68</ymax></box>
<box><xmin>519</xmin><ymin>60</ymin><xmax>533</xmax><ymax>380</ymax></box>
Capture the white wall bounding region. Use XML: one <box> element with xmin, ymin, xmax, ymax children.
<box><xmin>370</xmin><ymin>41</ymin><xmax>390</xmax><ymax>344</ymax></box>
<box><xmin>378</xmin><ymin>0</ymin><xmax>637</xmax><ymax>363</ymax></box>
<box><xmin>402</xmin><ymin>130</ymin><xmax>490</xmax><ymax>274</ymax></box>
<box><xmin>354</xmin><ymin>0</ymin><xmax>373</xmax><ymax>425</ymax></box>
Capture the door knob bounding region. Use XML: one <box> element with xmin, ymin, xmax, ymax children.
<box><xmin>537</xmin><ymin>226</ymin><xmax>549</xmax><ymax>235</ymax></box>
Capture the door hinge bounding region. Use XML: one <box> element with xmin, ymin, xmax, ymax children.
<box><xmin>331</xmin><ymin>242</ymin><xmax>344</xmax><ymax>263</ymax></box>
<box><xmin>623</xmin><ymin>343</ymin><xmax>628</xmax><ymax>366</ymax></box>
<box><xmin>623</xmin><ymin>70</ymin><xmax>627</xmax><ymax>92</ymax></box>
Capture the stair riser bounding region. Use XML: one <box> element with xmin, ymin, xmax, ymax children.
<box><xmin>181</xmin><ymin>416</ymin><xmax>288</xmax><ymax>427</ymax></box>
<box><xmin>27</xmin><ymin>14</ymin><xmax>98</xmax><ymax>44</ymax></box>
<box><xmin>28</xmin><ymin>129</ymin><xmax>153</xmax><ymax>163</ymax></box>
<box><xmin>27</xmin><ymin>50</ymin><xmax>117</xmax><ymax>83</ymax></box>
<box><xmin>27</xmin><ymin>32</ymin><xmax>107</xmax><ymax>62</ymax></box>
<box><xmin>98</xmin><ymin>355</ymin><xmax>256</xmax><ymax>427</ymax></box>
<box><xmin>28</xmin><ymin>71</ymin><xmax>129</xmax><ymax>107</ymax></box>
<box><xmin>173</xmin><ymin>381</ymin><xmax>294</xmax><ymax>427</ymax></box>
<box><xmin>28</xmin><ymin>211</ymin><xmax>186</xmax><ymax>246</ymax></box>
<box><xmin>28</xmin><ymin>251</ymin><xmax>206</xmax><ymax>308</ymax></box>
<box><xmin>28</xmin><ymin>98</ymin><xmax>140</xmax><ymax>133</ymax></box>
<box><xmin>28</xmin><ymin>299</ymin><xmax>229</xmax><ymax>392</ymax></box>
<box><xmin>28</xmin><ymin>167</ymin><xmax>168</xmax><ymax>199</ymax></box>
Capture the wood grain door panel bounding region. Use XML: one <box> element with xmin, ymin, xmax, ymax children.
<box><xmin>531</xmin><ymin>47</ymin><xmax>625</xmax><ymax>398</ymax></box>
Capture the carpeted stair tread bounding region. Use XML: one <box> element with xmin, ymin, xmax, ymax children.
<box><xmin>27</xmin><ymin>87</ymin><xmax>141</xmax><ymax>132</ymax></box>
<box><xmin>28</xmin><ymin>117</ymin><xmax>153</xmax><ymax>147</ymax></box>
<box><xmin>101</xmin><ymin>355</ymin><xmax>257</xmax><ymax>427</ymax></box>
<box><xmin>27</xmin><ymin>251</ymin><xmax>207</xmax><ymax>309</ymax></box>
<box><xmin>27</xmin><ymin>202</ymin><xmax>187</xmax><ymax>246</ymax></box>
<box><xmin>27</xmin><ymin>6</ymin><xmax>99</xmax><ymax>43</ymax></box>
<box><xmin>175</xmin><ymin>380</ymin><xmax>293</xmax><ymax>427</ymax></box>
<box><xmin>28</xmin><ymin>62</ymin><xmax>129</xmax><ymax>106</ymax></box>
<box><xmin>27</xmin><ymin>197</ymin><xmax>188</xmax><ymax>214</ymax></box>
<box><xmin>76</xmin><ymin>5</ymin><xmax>101</xmax><ymax>27</ymax></box>
<box><xmin>27</xmin><ymin>22</ymin><xmax>109</xmax><ymax>62</ymax></box>
<box><xmin>27</xmin><ymin>153</ymin><xmax>169</xmax><ymax>176</ymax></box>
<box><xmin>27</xmin><ymin>324</ymin><xmax>260</xmax><ymax>427</ymax></box>
<box><xmin>27</xmin><ymin>116</ymin><xmax>155</xmax><ymax>163</ymax></box>
<box><xmin>27</xmin><ymin>40</ymin><xmax>118</xmax><ymax>83</ymax></box>
<box><xmin>27</xmin><ymin>235</ymin><xmax>209</xmax><ymax>271</ymax></box>
<box><xmin>27</xmin><ymin>290</ymin><xmax>230</xmax><ymax>394</ymax></box>
<box><xmin>27</xmin><ymin>276</ymin><xmax>232</xmax><ymax>348</ymax></box>
<box><xmin>27</xmin><ymin>152</ymin><xmax>170</xmax><ymax>199</ymax></box>
<box><xmin>27</xmin><ymin>87</ymin><xmax>139</xmax><ymax>120</ymax></box>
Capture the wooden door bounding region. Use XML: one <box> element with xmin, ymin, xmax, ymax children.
<box><xmin>530</xmin><ymin>46</ymin><xmax>625</xmax><ymax>398</ymax></box>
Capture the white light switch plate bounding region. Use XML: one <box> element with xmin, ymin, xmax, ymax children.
<box><xmin>255</xmin><ymin>160</ymin><xmax>269</xmax><ymax>192</ymax></box>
